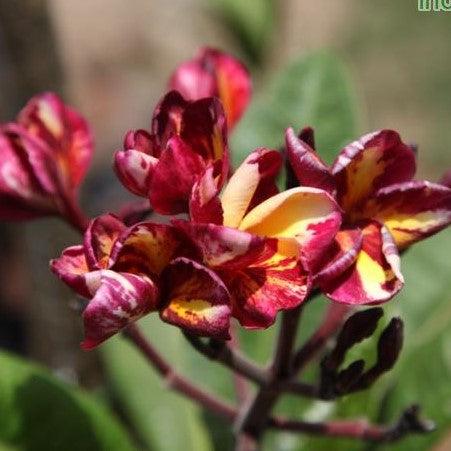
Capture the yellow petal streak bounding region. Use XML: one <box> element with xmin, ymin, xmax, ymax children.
<box><xmin>239</xmin><ymin>188</ymin><xmax>334</xmax><ymax>239</ymax></box>
<box><xmin>356</xmin><ymin>251</ymin><xmax>390</xmax><ymax>299</ymax></box>
<box><xmin>381</xmin><ymin>212</ymin><xmax>440</xmax><ymax>249</ymax></box>
<box><xmin>168</xmin><ymin>298</ymin><xmax>215</xmax><ymax>321</ymax></box>
<box><xmin>221</xmin><ymin>160</ymin><xmax>260</xmax><ymax>228</ymax></box>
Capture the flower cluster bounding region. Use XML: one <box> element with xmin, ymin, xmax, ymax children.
<box><xmin>2</xmin><ymin>48</ymin><xmax>450</xmax><ymax>349</ymax></box>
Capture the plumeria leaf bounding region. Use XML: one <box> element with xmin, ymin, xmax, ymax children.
<box><xmin>0</xmin><ymin>351</ymin><xmax>135</xmax><ymax>451</ymax></box>
<box><xmin>232</xmin><ymin>52</ymin><xmax>358</xmax><ymax>168</ymax></box>
<box><xmin>207</xmin><ymin>0</ymin><xmax>274</xmax><ymax>64</ymax></box>
<box><xmin>101</xmin><ymin>317</ymin><xmax>216</xmax><ymax>451</ymax></box>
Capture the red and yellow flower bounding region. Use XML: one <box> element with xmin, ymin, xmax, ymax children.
<box><xmin>114</xmin><ymin>48</ymin><xmax>251</xmax><ymax>215</ymax></box>
<box><xmin>286</xmin><ymin>127</ymin><xmax>451</xmax><ymax>304</ymax></box>
<box><xmin>0</xmin><ymin>92</ymin><xmax>92</xmax><ymax>222</ymax></box>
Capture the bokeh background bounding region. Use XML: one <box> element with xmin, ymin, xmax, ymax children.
<box><xmin>1</xmin><ymin>1</ymin><xmax>451</xmax><ymax>450</ymax></box>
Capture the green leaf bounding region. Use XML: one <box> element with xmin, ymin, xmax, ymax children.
<box><xmin>232</xmin><ymin>51</ymin><xmax>359</xmax><ymax>167</ymax></box>
<box><xmin>101</xmin><ymin>316</ymin><xmax>223</xmax><ymax>451</ymax></box>
<box><xmin>0</xmin><ymin>351</ymin><xmax>135</xmax><ymax>451</ymax></box>
<box><xmin>206</xmin><ymin>0</ymin><xmax>274</xmax><ymax>64</ymax></box>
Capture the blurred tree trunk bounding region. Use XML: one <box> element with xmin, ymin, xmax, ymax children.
<box><xmin>0</xmin><ymin>0</ymin><xmax>100</xmax><ymax>386</ymax></box>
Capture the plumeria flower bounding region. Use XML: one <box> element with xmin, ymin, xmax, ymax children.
<box><xmin>114</xmin><ymin>90</ymin><xmax>228</xmax><ymax>215</ymax></box>
<box><xmin>0</xmin><ymin>92</ymin><xmax>93</xmax><ymax>225</ymax></box>
<box><xmin>169</xmin><ymin>47</ymin><xmax>252</xmax><ymax>130</ymax></box>
<box><xmin>51</xmin><ymin>214</ymin><xmax>191</xmax><ymax>349</ymax></box>
<box><xmin>114</xmin><ymin>48</ymin><xmax>251</xmax><ymax>215</ymax></box>
<box><xmin>286</xmin><ymin>127</ymin><xmax>451</xmax><ymax>304</ymax></box>
<box><xmin>171</xmin><ymin>147</ymin><xmax>342</xmax><ymax>328</ymax></box>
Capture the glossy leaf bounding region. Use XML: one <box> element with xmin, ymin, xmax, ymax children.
<box><xmin>232</xmin><ymin>52</ymin><xmax>359</xmax><ymax>167</ymax></box>
<box><xmin>101</xmin><ymin>316</ymin><xmax>232</xmax><ymax>451</ymax></box>
<box><xmin>0</xmin><ymin>351</ymin><xmax>135</xmax><ymax>451</ymax></box>
<box><xmin>207</xmin><ymin>0</ymin><xmax>274</xmax><ymax>64</ymax></box>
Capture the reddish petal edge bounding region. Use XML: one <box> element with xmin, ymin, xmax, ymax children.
<box><xmin>160</xmin><ymin>257</ymin><xmax>231</xmax><ymax>340</ymax></box>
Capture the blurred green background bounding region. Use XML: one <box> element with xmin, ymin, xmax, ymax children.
<box><xmin>0</xmin><ymin>0</ymin><xmax>451</xmax><ymax>450</ymax></box>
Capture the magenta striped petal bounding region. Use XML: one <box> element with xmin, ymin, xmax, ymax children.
<box><xmin>169</xmin><ymin>47</ymin><xmax>251</xmax><ymax>129</ymax></box>
<box><xmin>321</xmin><ymin>221</ymin><xmax>404</xmax><ymax>305</ymax></box>
<box><xmin>189</xmin><ymin>162</ymin><xmax>224</xmax><ymax>224</ymax></box>
<box><xmin>50</xmin><ymin>245</ymin><xmax>91</xmax><ymax>298</ymax></box>
<box><xmin>223</xmin><ymin>248</ymin><xmax>309</xmax><ymax>329</ymax></box>
<box><xmin>114</xmin><ymin>149</ymin><xmax>158</xmax><ymax>197</ymax></box>
<box><xmin>160</xmin><ymin>258</ymin><xmax>231</xmax><ymax>339</ymax></box>
<box><xmin>286</xmin><ymin>127</ymin><xmax>335</xmax><ymax>194</ymax></box>
<box><xmin>18</xmin><ymin>92</ymin><xmax>93</xmax><ymax>190</ymax></box>
<box><xmin>111</xmin><ymin>221</ymin><xmax>183</xmax><ymax>276</ymax></box>
<box><xmin>84</xmin><ymin>214</ymin><xmax>126</xmax><ymax>270</ymax></box>
<box><xmin>173</xmin><ymin>220</ymin><xmax>267</xmax><ymax>270</ymax></box>
<box><xmin>313</xmin><ymin>228</ymin><xmax>363</xmax><ymax>285</ymax></box>
<box><xmin>365</xmin><ymin>180</ymin><xmax>451</xmax><ymax>249</ymax></box>
<box><xmin>149</xmin><ymin>136</ymin><xmax>206</xmax><ymax>214</ymax></box>
<box><xmin>332</xmin><ymin>130</ymin><xmax>416</xmax><ymax>214</ymax></box>
<box><xmin>81</xmin><ymin>270</ymin><xmax>158</xmax><ymax>349</ymax></box>
<box><xmin>0</xmin><ymin>126</ymin><xmax>58</xmax><ymax>219</ymax></box>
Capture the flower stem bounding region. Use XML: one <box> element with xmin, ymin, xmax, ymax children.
<box><xmin>124</xmin><ymin>324</ymin><xmax>236</xmax><ymax>421</ymax></box>
<box><xmin>235</xmin><ymin>305</ymin><xmax>303</xmax><ymax>441</ymax></box>
<box><xmin>183</xmin><ymin>332</ymin><xmax>268</xmax><ymax>385</ymax></box>
<box><xmin>270</xmin><ymin>405</ymin><xmax>435</xmax><ymax>441</ymax></box>
<box><xmin>291</xmin><ymin>303</ymin><xmax>351</xmax><ymax>375</ymax></box>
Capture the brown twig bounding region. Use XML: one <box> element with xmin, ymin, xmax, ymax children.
<box><xmin>124</xmin><ymin>324</ymin><xmax>236</xmax><ymax>421</ymax></box>
<box><xmin>270</xmin><ymin>405</ymin><xmax>435</xmax><ymax>442</ymax></box>
<box><xmin>183</xmin><ymin>332</ymin><xmax>268</xmax><ymax>385</ymax></box>
<box><xmin>292</xmin><ymin>303</ymin><xmax>351</xmax><ymax>375</ymax></box>
<box><xmin>235</xmin><ymin>306</ymin><xmax>303</xmax><ymax>442</ymax></box>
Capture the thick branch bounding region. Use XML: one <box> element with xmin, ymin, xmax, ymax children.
<box><xmin>235</xmin><ymin>306</ymin><xmax>303</xmax><ymax>440</ymax></box>
<box><xmin>125</xmin><ymin>324</ymin><xmax>236</xmax><ymax>421</ymax></box>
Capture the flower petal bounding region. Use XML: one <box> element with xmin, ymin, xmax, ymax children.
<box><xmin>321</xmin><ymin>221</ymin><xmax>404</xmax><ymax>305</ymax></box>
<box><xmin>223</xmin><ymin>240</ymin><xmax>309</xmax><ymax>328</ymax></box>
<box><xmin>189</xmin><ymin>162</ymin><xmax>224</xmax><ymax>224</ymax></box>
<box><xmin>332</xmin><ymin>130</ymin><xmax>416</xmax><ymax>214</ymax></box>
<box><xmin>0</xmin><ymin>126</ymin><xmax>57</xmax><ymax>219</ymax></box>
<box><xmin>313</xmin><ymin>228</ymin><xmax>363</xmax><ymax>285</ymax></box>
<box><xmin>221</xmin><ymin>148</ymin><xmax>282</xmax><ymax>228</ymax></box>
<box><xmin>152</xmin><ymin>91</ymin><xmax>229</xmax><ymax>183</ymax></box>
<box><xmin>114</xmin><ymin>149</ymin><xmax>158</xmax><ymax>197</ymax></box>
<box><xmin>239</xmin><ymin>187</ymin><xmax>342</xmax><ymax>269</ymax></box>
<box><xmin>149</xmin><ymin>136</ymin><xmax>206</xmax><ymax>214</ymax></box>
<box><xmin>179</xmin><ymin>97</ymin><xmax>229</xmax><ymax>173</ymax></box>
<box><xmin>169</xmin><ymin>47</ymin><xmax>251</xmax><ymax>129</ymax></box>
<box><xmin>123</xmin><ymin>129</ymin><xmax>159</xmax><ymax>156</ymax></box>
<box><xmin>81</xmin><ymin>270</ymin><xmax>158</xmax><ymax>350</ymax></box>
<box><xmin>366</xmin><ymin>181</ymin><xmax>451</xmax><ymax>249</ymax></box>
<box><xmin>50</xmin><ymin>245</ymin><xmax>91</xmax><ymax>298</ymax></box>
<box><xmin>111</xmin><ymin>222</ymin><xmax>183</xmax><ymax>276</ymax></box>
<box><xmin>286</xmin><ymin>127</ymin><xmax>335</xmax><ymax>193</ymax></box>
<box><xmin>18</xmin><ymin>92</ymin><xmax>93</xmax><ymax>189</ymax></box>
<box><xmin>84</xmin><ymin>214</ymin><xmax>126</xmax><ymax>270</ymax></box>
<box><xmin>173</xmin><ymin>220</ymin><xmax>267</xmax><ymax>270</ymax></box>
<box><xmin>160</xmin><ymin>258</ymin><xmax>231</xmax><ymax>339</ymax></box>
